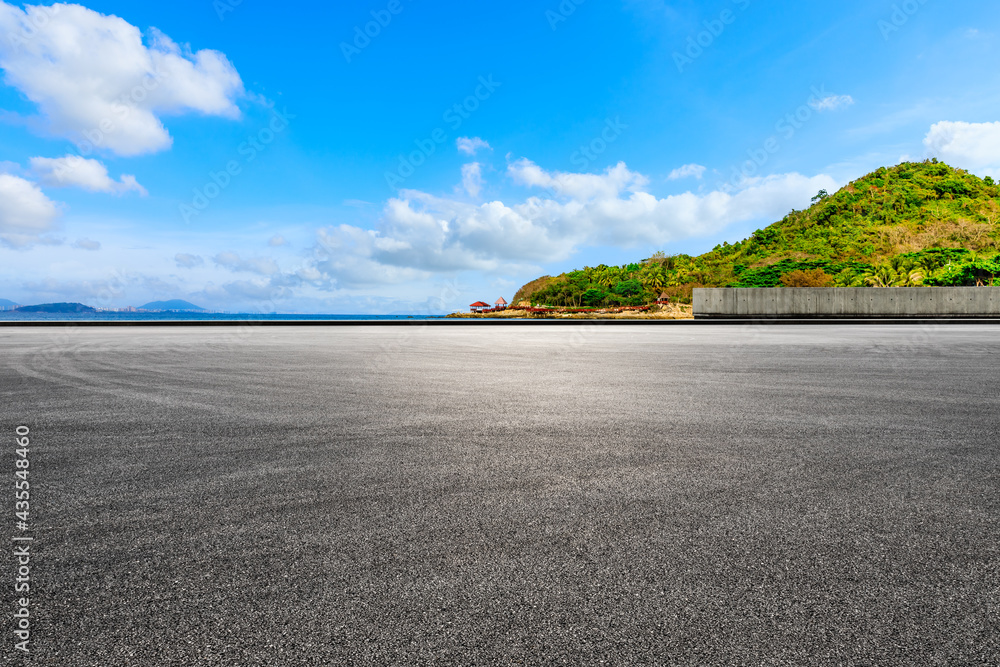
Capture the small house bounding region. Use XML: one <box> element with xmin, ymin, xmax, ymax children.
<box><xmin>470</xmin><ymin>301</ymin><xmax>491</xmax><ymax>312</ymax></box>
<box><xmin>494</xmin><ymin>297</ymin><xmax>508</xmax><ymax>310</ymax></box>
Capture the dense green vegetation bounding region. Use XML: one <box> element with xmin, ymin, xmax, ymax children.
<box><xmin>513</xmin><ymin>161</ymin><xmax>1000</xmax><ymax>306</ymax></box>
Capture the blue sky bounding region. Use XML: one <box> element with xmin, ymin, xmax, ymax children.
<box><xmin>1</xmin><ymin>0</ymin><xmax>999</xmax><ymax>313</ymax></box>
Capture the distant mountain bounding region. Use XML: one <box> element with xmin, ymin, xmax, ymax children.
<box><xmin>0</xmin><ymin>299</ymin><xmax>19</xmax><ymax>308</ymax></box>
<box><xmin>139</xmin><ymin>300</ymin><xmax>206</xmax><ymax>312</ymax></box>
<box><xmin>15</xmin><ymin>303</ymin><xmax>96</xmax><ymax>313</ymax></box>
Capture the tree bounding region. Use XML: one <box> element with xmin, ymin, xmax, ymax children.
<box><xmin>643</xmin><ymin>251</ymin><xmax>667</xmax><ymax>264</ymax></box>
<box><xmin>811</xmin><ymin>189</ymin><xmax>830</xmax><ymax>203</ymax></box>
<box><xmin>780</xmin><ymin>269</ymin><xmax>833</xmax><ymax>287</ymax></box>
<box><xmin>581</xmin><ymin>288</ymin><xmax>608</xmax><ymax>307</ymax></box>
<box><xmin>641</xmin><ymin>266</ymin><xmax>667</xmax><ymax>291</ymax></box>
<box><xmin>594</xmin><ymin>267</ymin><xmax>620</xmax><ymax>288</ymax></box>
<box><xmin>613</xmin><ymin>279</ymin><xmax>643</xmax><ymax>298</ymax></box>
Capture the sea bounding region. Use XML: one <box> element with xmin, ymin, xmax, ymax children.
<box><xmin>0</xmin><ymin>312</ymin><xmax>446</xmax><ymax>323</ymax></box>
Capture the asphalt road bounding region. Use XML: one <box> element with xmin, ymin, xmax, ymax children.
<box><xmin>2</xmin><ymin>324</ymin><xmax>999</xmax><ymax>666</ymax></box>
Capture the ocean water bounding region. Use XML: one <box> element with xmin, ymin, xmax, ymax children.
<box><xmin>0</xmin><ymin>311</ymin><xmax>443</xmax><ymax>323</ymax></box>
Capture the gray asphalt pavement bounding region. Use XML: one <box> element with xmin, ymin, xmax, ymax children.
<box><xmin>2</xmin><ymin>324</ymin><xmax>999</xmax><ymax>666</ymax></box>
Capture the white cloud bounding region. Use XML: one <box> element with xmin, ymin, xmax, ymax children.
<box><xmin>309</xmin><ymin>224</ymin><xmax>436</xmax><ymax>288</ymax></box>
<box><xmin>461</xmin><ymin>162</ymin><xmax>484</xmax><ymax>197</ymax></box>
<box><xmin>73</xmin><ymin>238</ymin><xmax>101</xmax><ymax>251</ymax></box>
<box><xmin>0</xmin><ymin>2</ymin><xmax>244</xmax><ymax>156</ymax></box>
<box><xmin>175</xmin><ymin>253</ymin><xmax>204</xmax><ymax>268</ymax></box>
<box><xmin>809</xmin><ymin>95</ymin><xmax>855</xmax><ymax>112</ymax></box>
<box><xmin>302</xmin><ymin>160</ymin><xmax>836</xmax><ymax>287</ymax></box>
<box><xmin>0</xmin><ymin>173</ymin><xmax>60</xmax><ymax>247</ymax></box>
<box><xmin>923</xmin><ymin>121</ymin><xmax>1000</xmax><ymax>173</ymax></box>
<box><xmin>268</xmin><ymin>235</ymin><xmax>287</xmax><ymax>247</ymax></box>
<box><xmin>667</xmin><ymin>163</ymin><xmax>707</xmax><ymax>180</ymax></box>
<box><xmin>30</xmin><ymin>156</ymin><xmax>146</xmax><ymax>195</ymax></box>
<box><xmin>456</xmin><ymin>137</ymin><xmax>491</xmax><ymax>155</ymax></box>
<box><xmin>213</xmin><ymin>251</ymin><xmax>279</xmax><ymax>276</ymax></box>
<box><xmin>509</xmin><ymin>159</ymin><xmax>649</xmax><ymax>200</ymax></box>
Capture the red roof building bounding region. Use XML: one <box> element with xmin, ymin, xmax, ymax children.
<box><xmin>470</xmin><ymin>301</ymin><xmax>491</xmax><ymax>312</ymax></box>
<box><xmin>494</xmin><ymin>297</ymin><xmax>508</xmax><ymax>308</ymax></box>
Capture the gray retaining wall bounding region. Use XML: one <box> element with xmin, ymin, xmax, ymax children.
<box><xmin>693</xmin><ymin>287</ymin><xmax>1000</xmax><ymax>318</ymax></box>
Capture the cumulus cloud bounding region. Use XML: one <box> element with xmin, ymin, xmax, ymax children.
<box><xmin>302</xmin><ymin>160</ymin><xmax>836</xmax><ymax>287</ymax></box>
<box><xmin>213</xmin><ymin>251</ymin><xmax>279</xmax><ymax>276</ymax></box>
<box><xmin>509</xmin><ymin>159</ymin><xmax>650</xmax><ymax>200</ymax></box>
<box><xmin>456</xmin><ymin>137</ymin><xmax>491</xmax><ymax>155</ymax></box>
<box><xmin>0</xmin><ymin>173</ymin><xmax>60</xmax><ymax>247</ymax></box>
<box><xmin>923</xmin><ymin>121</ymin><xmax>1000</xmax><ymax>173</ymax></box>
<box><xmin>809</xmin><ymin>94</ymin><xmax>855</xmax><ymax>112</ymax></box>
<box><xmin>174</xmin><ymin>253</ymin><xmax>204</xmax><ymax>268</ymax></box>
<box><xmin>667</xmin><ymin>163</ymin><xmax>707</xmax><ymax>180</ymax></box>
<box><xmin>461</xmin><ymin>162</ymin><xmax>484</xmax><ymax>197</ymax></box>
<box><xmin>73</xmin><ymin>238</ymin><xmax>101</xmax><ymax>251</ymax></box>
<box><xmin>0</xmin><ymin>2</ymin><xmax>244</xmax><ymax>156</ymax></box>
<box><xmin>309</xmin><ymin>224</ymin><xmax>434</xmax><ymax>288</ymax></box>
<box><xmin>30</xmin><ymin>156</ymin><xmax>147</xmax><ymax>195</ymax></box>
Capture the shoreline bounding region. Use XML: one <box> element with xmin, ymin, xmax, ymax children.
<box><xmin>446</xmin><ymin>305</ymin><xmax>695</xmax><ymax>320</ymax></box>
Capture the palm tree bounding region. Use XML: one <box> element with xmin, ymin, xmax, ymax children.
<box><xmin>641</xmin><ymin>267</ymin><xmax>667</xmax><ymax>291</ymax></box>
<box><xmin>864</xmin><ymin>264</ymin><xmax>895</xmax><ymax>287</ymax></box>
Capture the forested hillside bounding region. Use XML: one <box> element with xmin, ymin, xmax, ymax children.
<box><xmin>514</xmin><ymin>161</ymin><xmax>1000</xmax><ymax>307</ymax></box>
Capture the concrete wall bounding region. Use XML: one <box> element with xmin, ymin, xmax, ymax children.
<box><xmin>693</xmin><ymin>287</ymin><xmax>1000</xmax><ymax>318</ymax></box>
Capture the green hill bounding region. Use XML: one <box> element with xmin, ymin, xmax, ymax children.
<box><xmin>15</xmin><ymin>303</ymin><xmax>96</xmax><ymax>314</ymax></box>
<box><xmin>139</xmin><ymin>300</ymin><xmax>205</xmax><ymax>312</ymax></box>
<box><xmin>514</xmin><ymin>160</ymin><xmax>1000</xmax><ymax>307</ymax></box>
